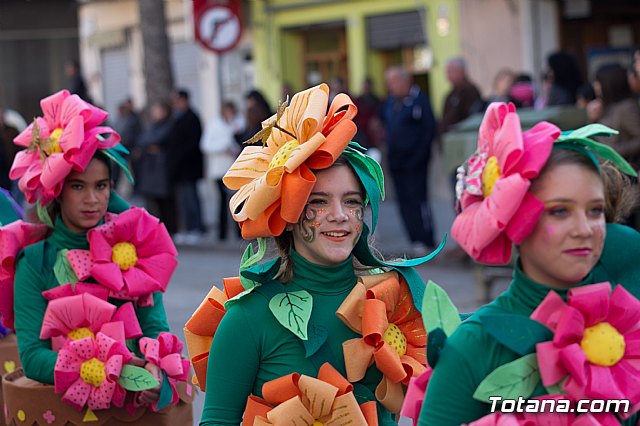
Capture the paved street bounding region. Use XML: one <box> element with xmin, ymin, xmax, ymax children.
<box><xmin>161</xmin><ymin>160</ymin><xmax>511</xmax><ymax>424</ymax></box>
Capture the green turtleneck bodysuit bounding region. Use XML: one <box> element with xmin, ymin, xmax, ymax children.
<box><xmin>14</xmin><ymin>216</ymin><xmax>169</xmax><ymax>385</ymax></box>
<box><xmin>419</xmin><ymin>223</ymin><xmax>640</xmax><ymax>425</ymax></box>
<box><xmin>200</xmin><ymin>250</ymin><xmax>397</xmax><ymax>426</ymax></box>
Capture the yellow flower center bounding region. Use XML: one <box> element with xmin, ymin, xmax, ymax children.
<box><xmin>268</xmin><ymin>139</ymin><xmax>300</xmax><ymax>170</ymax></box>
<box><xmin>80</xmin><ymin>358</ymin><xmax>106</xmax><ymax>387</ymax></box>
<box><xmin>580</xmin><ymin>322</ymin><xmax>626</xmax><ymax>367</ymax></box>
<box><xmin>112</xmin><ymin>242</ymin><xmax>138</xmax><ymax>270</ymax></box>
<box><xmin>312</xmin><ymin>422</ymin><xmax>324</xmax><ymax>426</ymax></box>
<box><xmin>481</xmin><ymin>156</ymin><xmax>501</xmax><ymax>198</ymax></box>
<box><xmin>67</xmin><ymin>327</ymin><xmax>95</xmax><ymax>341</ymax></box>
<box><xmin>46</xmin><ymin>128</ymin><xmax>64</xmax><ymax>154</ymax></box>
<box><xmin>383</xmin><ymin>323</ymin><xmax>407</xmax><ymax>357</ymax></box>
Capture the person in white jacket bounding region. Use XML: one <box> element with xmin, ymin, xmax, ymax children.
<box><xmin>200</xmin><ymin>101</ymin><xmax>245</xmax><ymax>241</ymax></box>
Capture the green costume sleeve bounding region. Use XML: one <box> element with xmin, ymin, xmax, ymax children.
<box><xmin>200</xmin><ymin>301</ymin><xmax>260</xmax><ymax>425</ymax></box>
<box><xmin>13</xmin><ymin>250</ymin><xmax>57</xmax><ymax>384</ymax></box>
<box><xmin>135</xmin><ymin>292</ymin><xmax>170</xmax><ymax>339</ymax></box>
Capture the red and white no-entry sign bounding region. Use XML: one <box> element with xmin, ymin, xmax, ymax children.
<box><xmin>194</xmin><ymin>0</ymin><xmax>242</xmax><ymax>54</ymax></box>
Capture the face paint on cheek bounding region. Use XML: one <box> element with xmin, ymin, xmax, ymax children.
<box><xmin>300</xmin><ymin>205</ymin><xmax>318</xmax><ymax>243</ymax></box>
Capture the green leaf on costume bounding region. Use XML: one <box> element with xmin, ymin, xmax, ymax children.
<box><xmin>559</xmin><ymin>123</ymin><xmax>618</xmax><ymax>140</ymax></box>
<box><xmin>473</xmin><ymin>353</ymin><xmax>540</xmax><ymax>402</ymax></box>
<box><xmin>269</xmin><ymin>290</ymin><xmax>313</xmax><ymax>340</ymax></box>
<box><xmin>545</xmin><ymin>378</ymin><xmax>567</xmax><ymax>396</ymax></box>
<box><xmin>480</xmin><ymin>313</ymin><xmax>552</xmax><ymax>356</ymax></box>
<box><xmin>36</xmin><ymin>202</ymin><xmax>54</xmax><ymax>228</ymax></box>
<box><xmin>102</xmin><ymin>146</ymin><xmax>134</xmax><ymax>184</ymax></box>
<box><xmin>117</xmin><ymin>365</ymin><xmax>160</xmax><ymax>391</ymax></box>
<box><xmin>422</xmin><ymin>280</ymin><xmax>461</xmax><ymax>336</ymax></box>
<box><xmin>155</xmin><ymin>371</ymin><xmax>173</xmax><ymax>411</ymax></box>
<box><xmin>53</xmin><ymin>249</ymin><xmax>78</xmax><ymax>286</ymax></box>
<box><xmin>426</xmin><ymin>327</ymin><xmax>447</xmax><ymax>369</ymax></box>
<box><xmin>239</xmin><ymin>238</ymin><xmax>267</xmax><ymax>290</ymax></box>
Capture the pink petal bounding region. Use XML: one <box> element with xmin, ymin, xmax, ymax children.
<box><xmin>9</xmin><ymin>149</ymin><xmax>40</xmax><ymax>180</ymax></box>
<box><xmin>504</xmin><ymin>192</ymin><xmax>544</xmax><ymax>244</ymax></box>
<box><xmin>40</xmin><ymin>152</ymin><xmax>73</xmax><ymax>190</ymax></box>
<box><xmin>66</xmin><ymin>249</ymin><xmax>94</xmax><ymax>281</ymax></box>
<box><xmin>86</xmin><ymin>126</ymin><xmax>120</xmax><ymax>149</ymax></box>
<box><xmin>512</xmin><ymin>121</ymin><xmax>559</xmax><ymax>178</ymax></box>
<box><xmin>99</xmin><ymin>321</ymin><xmax>126</xmax><ymax>344</ymax></box>
<box><xmin>136</xmin><ymin>253</ymin><xmax>178</xmax><ymax>292</ymax></box>
<box><xmin>91</xmin><ymin>262</ymin><xmax>124</xmax><ymax>291</ymax></box>
<box><xmin>123</xmin><ymin>266</ymin><xmax>161</xmax><ymax>295</ymax></box>
<box><xmin>490</xmin><ymin>109</ymin><xmax>524</xmax><ymax>176</ymax></box>
<box><xmin>613</xmin><ymin>360</ymin><xmax>640</xmax><ymax>404</ymax></box>
<box><xmin>623</xmin><ymin>329</ymin><xmax>640</xmax><ymax>358</ymax></box>
<box><xmin>608</xmin><ymin>285</ymin><xmax>640</xmax><ymax>334</ymax></box>
<box><xmin>96</xmin><ymin>332</ymin><xmax>118</xmax><ymax>360</ymax></box>
<box><xmin>531</xmin><ymin>290</ymin><xmax>567</xmax><ymax>331</ymax></box>
<box><xmin>536</xmin><ymin>341</ymin><xmax>566</xmax><ymax>386</ymax></box>
<box><xmin>87</xmin><ymin>231</ymin><xmax>114</xmax><ymax>261</ymax></box>
<box><xmin>567</xmin><ymin>282</ymin><xmax>611</xmax><ymax>326</ymax></box>
<box><xmin>67</xmin><ymin>336</ymin><xmax>97</xmax><ymax>360</ymax></box>
<box><xmin>83</xmin><ymin>103</ymin><xmax>109</xmax><ymax>128</ymax></box>
<box><xmin>59</xmin><ymin>94</ymin><xmax>92</xmax><ymax>127</ymax></box>
<box><xmin>159</xmin><ymin>353</ymin><xmax>185</xmax><ymax>377</ymax></box>
<box><xmin>140</xmin><ymin>337</ymin><xmax>161</xmax><ymax>364</ymax></box>
<box><xmin>110</xmin><ymin>208</ymin><xmax>149</xmax><ymax>244</ymax></box>
<box><xmin>586</xmin><ymin>365</ymin><xmax>625</xmax><ymax>400</ymax></box>
<box><xmin>558</xmin><ymin>343</ymin><xmax>588</xmax><ymax>386</ymax></box>
<box><xmin>112</xmin><ymin>302</ymin><xmax>142</xmax><ymax>338</ymax></box>
<box><xmin>158</xmin><ymin>331</ymin><xmax>183</xmax><ymax>355</ymax></box>
<box><xmin>88</xmin><ymin>380</ymin><xmax>116</xmax><ymax>410</ymax></box>
<box><xmin>477</xmin><ymin>102</ymin><xmax>512</xmax><ymax>154</ymax></box>
<box><xmin>12</xmin><ymin>118</ymin><xmax>48</xmax><ymax>147</ymax></box>
<box><xmin>112</xmin><ymin>385</ymin><xmax>126</xmax><ymax>408</ymax></box>
<box><xmin>552</xmin><ymin>306</ymin><xmax>585</xmax><ymax>347</ymax></box>
<box><xmin>136</xmin><ymin>222</ymin><xmax>177</xmax><ymax>258</ymax></box>
<box><xmin>104</xmin><ymin>353</ymin><xmax>124</xmax><ymax>380</ymax></box>
<box><xmin>40</xmin><ymin>90</ymin><xmax>70</xmax><ymax>128</ymax></box>
<box><xmin>62</xmin><ymin>379</ymin><xmax>92</xmax><ymax>411</ymax></box>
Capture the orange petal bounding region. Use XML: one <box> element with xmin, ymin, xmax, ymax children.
<box><xmin>267</xmin><ymin>396</ymin><xmax>314</xmax><ymax>425</ymax></box>
<box><xmin>306</xmin><ymin>119</ymin><xmax>356</xmax><ymax>169</ymax></box>
<box><xmin>183</xmin><ymin>327</ymin><xmax>212</xmax><ymax>365</ymax></box>
<box><xmin>362</xmin><ymin>299</ymin><xmax>388</xmax><ymax>346</ymax></box>
<box><xmin>242</xmin><ymin>395</ymin><xmax>273</xmax><ymax>426</ymax></box>
<box><xmin>360</xmin><ymin>401</ymin><xmax>379</xmax><ymax>426</ymax></box>
<box><xmin>343</xmin><ymin>338</ymin><xmax>374</xmax><ymax>382</ymax></box>
<box><xmin>323</xmin><ymin>93</ymin><xmax>357</xmax><ymax>134</ymax></box>
<box><xmin>375</xmin><ymin>376</ymin><xmax>405</xmax><ymax>413</ymax></box>
<box><xmin>400</xmin><ymin>354</ymin><xmax>427</xmax><ymax>383</ymax></box>
<box><xmin>253</xmin><ymin>417</ymin><xmax>272</xmax><ymax>426</ymax></box>
<box><xmin>366</xmin><ymin>276</ymin><xmax>401</xmax><ymax>314</ymax></box>
<box><xmin>190</xmin><ymin>351</ymin><xmax>209</xmax><ymax>391</ymax></box>
<box><xmin>298</xmin><ymin>374</ymin><xmax>339</xmax><ymax>419</ymax></box>
<box><xmin>318</xmin><ymin>362</ymin><xmax>353</xmax><ymax>396</ymax></box>
<box><xmin>388</xmin><ymin>281</ymin><xmax>419</xmax><ymax>325</ymax></box>
<box><xmin>400</xmin><ymin>317</ymin><xmax>427</xmax><ymax>347</ymax></box>
<box><xmin>240</xmin><ymin>203</ymin><xmax>287</xmax><ymax>239</ymax></box>
<box><xmin>336</xmin><ymin>282</ymin><xmax>367</xmax><ymax>333</ymax></box>
<box><xmin>262</xmin><ymin>373</ymin><xmax>301</xmax><ymax>405</ymax></box>
<box><xmin>405</xmin><ymin>344</ymin><xmax>427</xmax><ymax>367</ymax></box>
<box><xmin>223</xmin><ymin>277</ymin><xmax>245</xmax><ymax>299</ymax></box>
<box><xmin>373</xmin><ymin>342</ymin><xmax>407</xmax><ymax>383</ymax></box>
<box><xmin>324</xmin><ymin>393</ymin><xmax>369</xmax><ymax>426</ymax></box>
<box><xmin>185</xmin><ymin>287</ymin><xmax>228</xmax><ymax>336</ymax></box>
<box><xmin>279</xmin><ymin>165</ymin><xmax>315</xmax><ymax>223</ymax></box>
<box><xmin>359</xmin><ymin>271</ymin><xmax>399</xmax><ymax>290</ymax></box>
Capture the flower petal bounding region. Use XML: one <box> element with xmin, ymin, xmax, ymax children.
<box><xmin>88</xmin><ymin>380</ymin><xmax>116</xmax><ymax>410</ymax></box>
<box><xmin>567</xmin><ymin>282</ymin><xmax>611</xmax><ymax>327</ymax></box>
<box><xmin>40</xmin><ymin>152</ymin><xmax>73</xmax><ymax>190</ymax></box>
<box><xmin>587</xmin><ymin>364</ymin><xmax>626</xmax><ymax>400</ymax></box>
<box><xmin>40</xmin><ymin>90</ymin><xmax>70</xmax><ymax>127</ymax></box>
<box><xmin>343</xmin><ymin>338</ymin><xmax>375</xmax><ymax>382</ymax></box>
<box><xmin>91</xmin><ymin>261</ymin><xmax>124</xmax><ymax>291</ymax></box>
<box><xmin>373</xmin><ymin>342</ymin><xmax>406</xmax><ymax>383</ymax></box>
<box><xmin>513</xmin><ymin>121</ymin><xmax>559</xmax><ymax>178</ymax></box>
<box><xmin>531</xmin><ymin>290</ymin><xmax>567</xmax><ymax>331</ymax></box>
<box><xmin>362</xmin><ymin>299</ymin><xmax>389</xmax><ymax>347</ymax></box>
<box><xmin>609</xmin><ymin>285</ymin><xmax>640</xmax><ymax>334</ymax></box>
<box><xmin>536</xmin><ymin>341</ymin><xmax>566</xmax><ymax>386</ymax></box>
<box><xmin>279</xmin><ymin>165</ymin><xmax>315</xmax><ymax>223</ymax></box>
<box><xmin>62</xmin><ymin>379</ymin><xmax>92</xmax><ymax>411</ymax></box>
<box><xmin>552</xmin><ymin>305</ymin><xmax>585</xmax><ymax>347</ymax></box>
<box><xmin>123</xmin><ymin>266</ymin><xmax>162</xmax><ymax>295</ymax></box>
<box><xmin>559</xmin><ymin>343</ymin><xmax>589</xmax><ymax>386</ymax></box>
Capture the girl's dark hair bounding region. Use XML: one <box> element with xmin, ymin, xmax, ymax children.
<box><xmin>533</xmin><ymin>148</ymin><xmax>636</xmax><ymax>222</ymax></box>
<box><xmin>272</xmin><ymin>156</ymin><xmax>373</xmax><ymax>283</ymax></box>
<box><xmin>595</xmin><ymin>63</ymin><xmax>633</xmax><ymax>107</ymax></box>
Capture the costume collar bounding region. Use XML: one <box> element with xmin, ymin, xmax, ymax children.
<box><xmin>289</xmin><ymin>250</ymin><xmax>356</xmax><ymax>295</ymax></box>
<box><xmin>48</xmin><ymin>216</ymin><xmax>103</xmax><ymax>250</ymax></box>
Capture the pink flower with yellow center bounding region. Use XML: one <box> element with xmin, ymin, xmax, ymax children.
<box><xmin>54</xmin><ymin>332</ymin><xmax>132</xmax><ymax>411</ymax></box>
<box><xmin>68</xmin><ymin>208</ymin><xmax>177</xmax><ymax>300</ymax></box>
<box><xmin>531</xmin><ymin>282</ymin><xmax>640</xmax><ymax>418</ymax></box>
<box><xmin>9</xmin><ymin>90</ymin><xmax>120</xmax><ymax>204</ymax></box>
<box><xmin>452</xmin><ymin>102</ymin><xmax>560</xmax><ymax>265</ymax></box>
<box><xmin>223</xmin><ymin>83</ymin><xmax>357</xmax><ymax>238</ymax></box>
<box><xmin>337</xmin><ymin>271</ymin><xmax>427</xmax><ymax>413</ymax></box>
<box><xmin>40</xmin><ymin>289</ymin><xmax>142</xmax><ymax>351</ymax></box>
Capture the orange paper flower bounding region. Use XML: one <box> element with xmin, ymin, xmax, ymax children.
<box><xmin>223</xmin><ymin>83</ymin><xmax>357</xmax><ymax>238</ymax></box>
<box><xmin>182</xmin><ymin>277</ymin><xmax>245</xmax><ymax>391</ymax></box>
<box><xmin>242</xmin><ymin>362</ymin><xmax>378</xmax><ymax>426</ymax></box>
<box><xmin>337</xmin><ymin>271</ymin><xmax>427</xmax><ymax>413</ymax></box>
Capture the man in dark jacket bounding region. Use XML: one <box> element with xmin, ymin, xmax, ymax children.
<box><xmin>381</xmin><ymin>67</ymin><xmax>436</xmax><ymax>255</ymax></box>
<box><xmin>170</xmin><ymin>89</ymin><xmax>205</xmax><ymax>243</ymax></box>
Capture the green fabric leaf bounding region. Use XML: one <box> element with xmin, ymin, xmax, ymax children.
<box><xmin>558</xmin><ymin>123</ymin><xmax>618</xmax><ymax>140</ymax></box>
<box><xmin>422</xmin><ymin>280</ymin><xmax>461</xmax><ymax>336</ymax></box>
<box><xmin>101</xmin><ymin>147</ymin><xmax>135</xmax><ymax>184</ymax></box>
<box><xmin>155</xmin><ymin>372</ymin><xmax>173</xmax><ymax>411</ymax></box>
<box><xmin>480</xmin><ymin>313</ymin><xmax>553</xmax><ymax>356</ymax></box>
<box><xmin>117</xmin><ymin>365</ymin><xmax>160</xmax><ymax>391</ymax></box>
<box><xmin>268</xmin><ymin>290</ymin><xmax>313</xmax><ymax>340</ymax></box>
<box><xmin>239</xmin><ymin>238</ymin><xmax>267</xmax><ymax>290</ymax></box>
<box><xmin>36</xmin><ymin>202</ymin><xmax>54</xmax><ymax>228</ymax></box>
<box><xmin>304</xmin><ymin>324</ymin><xmax>328</xmax><ymax>357</ymax></box>
<box><xmin>473</xmin><ymin>353</ymin><xmax>540</xmax><ymax>402</ymax></box>
<box><xmin>426</xmin><ymin>327</ymin><xmax>447</xmax><ymax>369</ymax></box>
<box><xmin>53</xmin><ymin>249</ymin><xmax>79</xmax><ymax>286</ymax></box>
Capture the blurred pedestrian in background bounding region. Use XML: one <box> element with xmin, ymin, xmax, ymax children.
<box><xmin>64</xmin><ymin>60</ymin><xmax>92</xmax><ymax>104</ymax></box>
<box><xmin>0</xmin><ymin>107</ymin><xmax>19</xmax><ymax>190</ymax></box>
<box><xmin>112</xmin><ymin>98</ymin><xmax>141</xmax><ymax>194</ymax></box>
<box><xmin>200</xmin><ymin>100</ymin><xmax>244</xmax><ymax>241</ymax></box>
<box><xmin>353</xmin><ymin>77</ymin><xmax>383</xmax><ymax>162</ymax></box>
<box><xmin>382</xmin><ymin>66</ymin><xmax>437</xmax><ymax>255</ymax></box>
<box><xmin>575</xmin><ymin>82</ymin><xmax>596</xmax><ymax>109</ymax></box>
<box><xmin>510</xmin><ymin>74</ymin><xmax>535</xmax><ymax>108</ymax></box>
<box><xmin>486</xmin><ymin>68</ymin><xmax>515</xmax><ymax>105</ymax></box>
<box><xmin>544</xmin><ymin>51</ymin><xmax>582</xmax><ymax>106</ymax></box>
<box><xmin>136</xmin><ymin>100</ymin><xmax>177</xmax><ymax>234</ymax></box>
<box><xmin>236</xmin><ymin>89</ymin><xmax>272</xmax><ymax>147</ymax></box>
<box><xmin>170</xmin><ymin>89</ymin><xmax>205</xmax><ymax>244</ymax></box>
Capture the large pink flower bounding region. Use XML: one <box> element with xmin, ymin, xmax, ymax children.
<box><xmin>0</xmin><ymin>220</ymin><xmax>48</xmax><ymax>329</ymax></box>
<box><xmin>452</xmin><ymin>102</ymin><xmax>560</xmax><ymax>264</ymax></box>
<box><xmin>531</xmin><ymin>282</ymin><xmax>640</xmax><ymax>418</ymax></box>
<box><xmin>40</xmin><ymin>290</ymin><xmax>142</xmax><ymax>351</ymax></box>
<box><xmin>9</xmin><ymin>90</ymin><xmax>120</xmax><ymax>204</ymax></box>
<box><xmin>70</xmin><ymin>208</ymin><xmax>177</xmax><ymax>299</ymax></box>
<box><xmin>139</xmin><ymin>332</ymin><xmax>190</xmax><ymax>410</ymax></box>
<box><xmin>54</xmin><ymin>332</ymin><xmax>132</xmax><ymax>411</ymax></box>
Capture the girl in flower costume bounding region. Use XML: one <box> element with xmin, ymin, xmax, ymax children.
<box><xmin>1</xmin><ymin>90</ymin><xmax>191</xmax><ymax>425</ymax></box>
<box><xmin>416</xmin><ymin>102</ymin><xmax>640</xmax><ymax>425</ymax></box>
<box><xmin>185</xmin><ymin>84</ymin><xmax>442</xmax><ymax>425</ymax></box>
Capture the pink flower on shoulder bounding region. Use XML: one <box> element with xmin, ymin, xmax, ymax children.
<box><xmin>81</xmin><ymin>207</ymin><xmax>177</xmax><ymax>299</ymax></box>
<box><xmin>531</xmin><ymin>282</ymin><xmax>640</xmax><ymax>418</ymax></box>
<box><xmin>54</xmin><ymin>332</ymin><xmax>132</xmax><ymax>411</ymax></box>
<box><xmin>452</xmin><ymin>102</ymin><xmax>560</xmax><ymax>264</ymax></box>
<box><xmin>9</xmin><ymin>90</ymin><xmax>120</xmax><ymax>204</ymax></box>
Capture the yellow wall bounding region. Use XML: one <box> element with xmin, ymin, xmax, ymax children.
<box><xmin>252</xmin><ymin>0</ymin><xmax>461</xmax><ymax>116</ymax></box>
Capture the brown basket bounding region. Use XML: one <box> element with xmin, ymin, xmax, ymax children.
<box><xmin>1</xmin><ymin>334</ymin><xmax>21</xmax><ymax>426</ymax></box>
<box><xmin>2</xmin><ymin>368</ymin><xmax>195</xmax><ymax>426</ymax></box>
